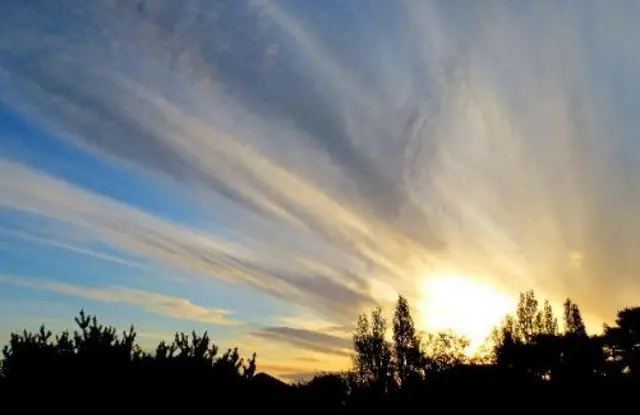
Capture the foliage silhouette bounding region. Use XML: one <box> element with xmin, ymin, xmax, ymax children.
<box><xmin>392</xmin><ymin>295</ymin><xmax>423</xmax><ymax>386</ymax></box>
<box><xmin>0</xmin><ymin>309</ymin><xmax>259</xmax><ymax>406</ymax></box>
<box><xmin>2</xmin><ymin>291</ymin><xmax>640</xmax><ymax>409</ymax></box>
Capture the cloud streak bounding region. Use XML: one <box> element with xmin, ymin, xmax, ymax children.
<box><xmin>0</xmin><ymin>159</ymin><xmax>376</xmax><ymax>323</ymax></box>
<box><xmin>0</xmin><ymin>274</ymin><xmax>242</xmax><ymax>326</ymax></box>
<box><xmin>252</xmin><ymin>326</ymin><xmax>351</xmax><ymax>358</ymax></box>
<box><xmin>1</xmin><ymin>0</ymin><xmax>640</xmax><ymax>330</ymax></box>
<box><xmin>0</xmin><ymin>228</ymin><xmax>147</xmax><ymax>270</ymax></box>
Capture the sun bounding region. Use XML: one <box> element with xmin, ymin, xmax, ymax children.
<box><xmin>417</xmin><ymin>270</ymin><xmax>517</xmax><ymax>354</ymax></box>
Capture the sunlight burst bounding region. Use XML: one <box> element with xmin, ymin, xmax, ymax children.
<box><xmin>417</xmin><ymin>271</ymin><xmax>517</xmax><ymax>353</ymax></box>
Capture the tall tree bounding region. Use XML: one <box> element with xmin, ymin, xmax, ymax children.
<box><xmin>392</xmin><ymin>295</ymin><xmax>423</xmax><ymax>386</ymax></box>
<box><xmin>352</xmin><ymin>307</ymin><xmax>394</xmax><ymax>391</ymax></box>
<box><xmin>515</xmin><ymin>290</ymin><xmax>540</xmax><ymax>342</ymax></box>
<box><xmin>492</xmin><ymin>291</ymin><xmax>557</xmax><ymax>368</ymax></box>
<box><xmin>541</xmin><ymin>299</ymin><xmax>558</xmax><ymax>335</ymax></box>
<box><xmin>352</xmin><ymin>313</ymin><xmax>373</xmax><ymax>384</ymax></box>
<box><xmin>370</xmin><ymin>307</ymin><xmax>394</xmax><ymax>391</ymax></box>
<box><xmin>563</xmin><ymin>299</ymin><xmax>587</xmax><ymax>336</ymax></box>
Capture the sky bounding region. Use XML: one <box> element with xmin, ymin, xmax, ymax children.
<box><xmin>2</xmin><ymin>0</ymin><xmax>640</xmax><ymax>380</ymax></box>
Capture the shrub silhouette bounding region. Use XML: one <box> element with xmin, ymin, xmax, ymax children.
<box><xmin>1</xmin><ymin>309</ymin><xmax>257</xmax><ymax>405</ymax></box>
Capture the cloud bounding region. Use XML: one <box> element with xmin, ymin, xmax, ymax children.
<box><xmin>0</xmin><ymin>227</ymin><xmax>146</xmax><ymax>270</ymax></box>
<box><xmin>251</xmin><ymin>313</ymin><xmax>353</xmax><ymax>358</ymax></box>
<box><xmin>0</xmin><ymin>275</ymin><xmax>242</xmax><ymax>326</ymax></box>
<box><xmin>251</xmin><ymin>326</ymin><xmax>351</xmax><ymax>358</ymax></box>
<box><xmin>0</xmin><ymin>159</ymin><xmax>377</xmax><ymax>323</ymax></box>
<box><xmin>2</xmin><ymin>0</ymin><xmax>640</xmax><ymax>332</ymax></box>
<box><xmin>276</xmin><ymin>315</ymin><xmax>353</xmax><ymax>337</ymax></box>
<box><xmin>0</xmin><ymin>0</ymin><xmax>442</xmax><ymax>271</ymax></box>
<box><xmin>277</xmin><ymin>371</ymin><xmax>326</xmax><ymax>383</ymax></box>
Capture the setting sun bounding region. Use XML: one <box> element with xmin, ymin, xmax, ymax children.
<box><xmin>417</xmin><ymin>271</ymin><xmax>517</xmax><ymax>353</ymax></box>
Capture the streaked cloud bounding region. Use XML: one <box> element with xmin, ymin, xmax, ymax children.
<box><xmin>0</xmin><ymin>275</ymin><xmax>242</xmax><ymax>326</ymax></box>
<box><xmin>0</xmin><ymin>159</ymin><xmax>377</xmax><ymax>323</ymax></box>
<box><xmin>274</xmin><ymin>370</ymin><xmax>329</xmax><ymax>384</ymax></box>
<box><xmin>0</xmin><ymin>228</ymin><xmax>146</xmax><ymax>270</ymax></box>
<box><xmin>252</xmin><ymin>326</ymin><xmax>351</xmax><ymax>358</ymax></box>
<box><xmin>1</xmin><ymin>0</ymin><xmax>640</xmax><ymax>352</ymax></box>
<box><xmin>250</xmin><ymin>313</ymin><xmax>353</xmax><ymax>361</ymax></box>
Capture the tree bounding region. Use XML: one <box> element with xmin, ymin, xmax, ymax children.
<box><xmin>422</xmin><ymin>330</ymin><xmax>469</xmax><ymax>373</ymax></box>
<box><xmin>491</xmin><ymin>314</ymin><xmax>517</xmax><ymax>364</ymax></box>
<box><xmin>1</xmin><ymin>309</ymin><xmax>257</xmax><ymax>401</ymax></box>
<box><xmin>392</xmin><ymin>295</ymin><xmax>423</xmax><ymax>386</ymax></box>
<box><xmin>515</xmin><ymin>290</ymin><xmax>540</xmax><ymax>342</ymax></box>
<box><xmin>603</xmin><ymin>307</ymin><xmax>640</xmax><ymax>377</ymax></box>
<box><xmin>370</xmin><ymin>307</ymin><xmax>394</xmax><ymax>391</ymax></box>
<box><xmin>541</xmin><ymin>300</ymin><xmax>558</xmax><ymax>335</ymax></box>
<box><xmin>298</xmin><ymin>373</ymin><xmax>348</xmax><ymax>411</ymax></box>
<box><xmin>492</xmin><ymin>290</ymin><xmax>559</xmax><ymax>374</ymax></box>
<box><xmin>493</xmin><ymin>290</ymin><xmax>556</xmax><ymax>348</ymax></box>
<box><xmin>563</xmin><ymin>298</ymin><xmax>587</xmax><ymax>336</ymax></box>
<box><xmin>351</xmin><ymin>307</ymin><xmax>394</xmax><ymax>392</ymax></box>
<box><xmin>353</xmin><ymin>313</ymin><xmax>373</xmax><ymax>384</ymax></box>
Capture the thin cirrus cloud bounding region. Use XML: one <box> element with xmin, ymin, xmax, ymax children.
<box><xmin>251</xmin><ymin>326</ymin><xmax>352</xmax><ymax>358</ymax></box>
<box><xmin>1</xmin><ymin>0</ymin><xmax>640</xmax><ymax>338</ymax></box>
<box><xmin>0</xmin><ymin>275</ymin><xmax>242</xmax><ymax>326</ymax></box>
<box><xmin>0</xmin><ymin>228</ymin><xmax>148</xmax><ymax>271</ymax></box>
<box><xmin>0</xmin><ymin>159</ymin><xmax>377</xmax><ymax>324</ymax></box>
<box><xmin>249</xmin><ymin>313</ymin><xmax>353</xmax><ymax>360</ymax></box>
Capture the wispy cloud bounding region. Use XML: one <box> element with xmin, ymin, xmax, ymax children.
<box><xmin>252</xmin><ymin>326</ymin><xmax>351</xmax><ymax>358</ymax></box>
<box><xmin>0</xmin><ymin>227</ymin><xmax>146</xmax><ymax>270</ymax></box>
<box><xmin>0</xmin><ymin>275</ymin><xmax>242</xmax><ymax>326</ymax></box>
<box><xmin>2</xmin><ymin>0</ymin><xmax>640</xmax><ymax>331</ymax></box>
<box><xmin>0</xmin><ymin>159</ymin><xmax>376</xmax><ymax>323</ymax></box>
<box><xmin>250</xmin><ymin>313</ymin><xmax>353</xmax><ymax>359</ymax></box>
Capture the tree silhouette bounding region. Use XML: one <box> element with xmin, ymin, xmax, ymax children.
<box><xmin>541</xmin><ymin>299</ymin><xmax>558</xmax><ymax>335</ymax></box>
<box><xmin>564</xmin><ymin>298</ymin><xmax>587</xmax><ymax>336</ymax></box>
<box><xmin>422</xmin><ymin>330</ymin><xmax>469</xmax><ymax>373</ymax></box>
<box><xmin>0</xmin><ymin>309</ymin><xmax>257</xmax><ymax>404</ymax></box>
<box><xmin>516</xmin><ymin>290</ymin><xmax>540</xmax><ymax>342</ymax></box>
<box><xmin>4</xmin><ymin>289</ymin><xmax>640</xmax><ymax>408</ymax></box>
<box><xmin>603</xmin><ymin>307</ymin><xmax>640</xmax><ymax>378</ymax></box>
<box><xmin>295</xmin><ymin>372</ymin><xmax>348</xmax><ymax>412</ymax></box>
<box><xmin>392</xmin><ymin>295</ymin><xmax>423</xmax><ymax>387</ymax></box>
<box><xmin>352</xmin><ymin>306</ymin><xmax>394</xmax><ymax>392</ymax></box>
<box><xmin>493</xmin><ymin>291</ymin><xmax>561</xmax><ymax>377</ymax></box>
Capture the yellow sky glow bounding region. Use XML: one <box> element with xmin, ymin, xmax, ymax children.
<box><xmin>417</xmin><ymin>270</ymin><xmax>518</xmax><ymax>353</ymax></box>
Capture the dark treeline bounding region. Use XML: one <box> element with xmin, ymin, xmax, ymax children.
<box><xmin>1</xmin><ymin>290</ymin><xmax>639</xmax><ymax>411</ymax></box>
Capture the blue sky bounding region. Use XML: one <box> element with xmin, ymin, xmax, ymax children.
<box><xmin>2</xmin><ymin>0</ymin><xmax>640</xmax><ymax>378</ymax></box>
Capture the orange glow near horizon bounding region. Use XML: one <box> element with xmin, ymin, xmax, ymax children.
<box><xmin>417</xmin><ymin>270</ymin><xmax>518</xmax><ymax>354</ymax></box>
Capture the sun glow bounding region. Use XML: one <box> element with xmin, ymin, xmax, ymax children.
<box><xmin>418</xmin><ymin>270</ymin><xmax>517</xmax><ymax>354</ymax></box>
